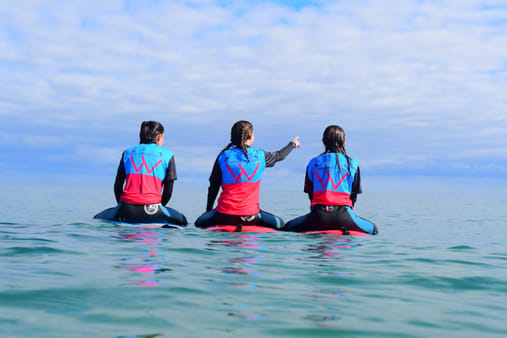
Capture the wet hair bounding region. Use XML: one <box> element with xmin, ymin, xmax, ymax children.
<box><xmin>322</xmin><ymin>125</ymin><xmax>350</xmax><ymax>171</ymax></box>
<box><xmin>139</xmin><ymin>121</ymin><xmax>164</xmax><ymax>144</ymax></box>
<box><xmin>220</xmin><ymin>120</ymin><xmax>253</xmax><ymax>160</ymax></box>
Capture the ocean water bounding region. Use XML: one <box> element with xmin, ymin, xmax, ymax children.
<box><xmin>1</xmin><ymin>182</ymin><xmax>506</xmax><ymax>338</ymax></box>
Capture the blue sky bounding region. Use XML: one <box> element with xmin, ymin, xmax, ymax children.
<box><xmin>1</xmin><ymin>0</ymin><xmax>506</xmax><ymax>190</ymax></box>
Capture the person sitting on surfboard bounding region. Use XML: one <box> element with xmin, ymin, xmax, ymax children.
<box><xmin>94</xmin><ymin>121</ymin><xmax>187</xmax><ymax>226</ymax></box>
<box><xmin>283</xmin><ymin>125</ymin><xmax>377</xmax><ymax>234</ymax></box>
<box><xmin>195</xmin><ymin>120</ymin><xmax>300</xmax><ymax>230</ymax></box>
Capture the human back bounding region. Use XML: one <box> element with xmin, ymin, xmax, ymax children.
<box><xmin>120</xmin><ymin>142</ymin><xmax>174</xmax><ymax>205</ymax></box>
<box><xmin>307</xmin><ymin>151</ymin><xmax>359</xmax><ymax>207</ymax></box>
<box><xmin>195</xmin><ymin>120</ymin><xmax>300</xmax><ymax>229</ymax></box>
<box><xmin>284</xmin><ymin>124</ymin><xmax>377</xmax><ymax>234</ymax></box>
<box><xmin>216</xmin><ymin>146</ymin><xmax>266</xmax><ymax>215</ymax></box>
<box><xmin>118</xmin><ymin>121</ymin><xmax>174</xmax><ymax>205</ymax></box>
<box><xmin>93</xmin><ymin>120</ymin><xmax>188</xmax><ymax>226</ymax></box>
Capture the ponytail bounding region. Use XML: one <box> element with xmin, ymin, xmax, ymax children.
<box><xmin>322</xmin><ymin>125</ymin><xmax>350</xmax><ymax>172</ymax></box>
<box><xmin>229</xmin><ymin>120</ymin><xmax>253</xmax><ymax>161</ymax></box>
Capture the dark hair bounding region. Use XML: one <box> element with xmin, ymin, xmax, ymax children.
<box><xmin>220</xmin><ymin>120</ymin><xmax>253</xmax><ymax>160</ymax></box>
<box><xmin>322</xmin><ymin>125</ymin><xmax>346</xmax><ymax>153</ymax></box>
<box><xmin>139</xmin><ymin>121</ymin><xmax>164</xmax><ymax>144</ymax></box>
<box><xmin>322</xmin><ymin>125</ymin><xmax>349</xmax><ymax>170</ymax></box>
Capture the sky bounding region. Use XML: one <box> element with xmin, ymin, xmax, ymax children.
<box><xmin>1</xmin><ymin>0</ymin><xmax>506</xmax><ymax>191</ymax></box>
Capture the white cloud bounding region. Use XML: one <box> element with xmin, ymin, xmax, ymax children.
<box><xmin>1</xmin><ymin>0</ymin><xmax>506</xmax><ymax>182</ymax></box>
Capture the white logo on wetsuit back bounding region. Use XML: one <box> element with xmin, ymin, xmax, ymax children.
<box><xmin>240</xmin><ymin>215</ymin><xmax>256</xmax><ymax>222</ymax></box>
<box><xmin>144</xmin><ymin>204</ymin><xmax>159</xmax><ymax>215</ymax></box>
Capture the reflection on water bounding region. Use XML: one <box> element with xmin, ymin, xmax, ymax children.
<box><xmin>203</xmin><ymin>233</ymin><xmax>364</xmax><ymax>326</ymax></box>
<box><xmin>300</xmin><ymin>289</ymin><xmax>348</xmax><ymax>328</ymax></box>
<box><xmin>113</xmin><ymin>229</ymin><xmax>172</xmax><ymax>287</ymax></box>
<box><xmin>207</xmin><ymin>234</ymin><xmax>268</xmax><ymax>250</ymax></box>
<box><xmin>206</xmin><ymin>234</ymin><xmax>269</xmax><ymax>321</ymax></box>
<box><xmin>304</xmin><ymin>234</ymin><xmax>361</xmax><ymax>260</ymax></box>
<box><xmin>300</xmin><ymin>234</ymin><xmax>363</xmax><ymax>329</ymax></box>
<box><xmin>224</xmin><ymin>302</ymin><xmax>266</xmax><ymax>321</ymax></box>
<box><xmin>207</xmin><ymin>234</ymin><xmax>266</xmax><ymax>277</ymax></box>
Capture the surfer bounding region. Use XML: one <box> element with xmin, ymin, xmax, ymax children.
<box><xmin>95</xmin><ymin>121</ymin><xmax>187</xmax><ymax>225</ymax></box>
<box><xmin>195</xmin><ymin>120</ymin><xmax>300</xmax><ymax>230</ymax></box>
<box><xmin>284</xmin><ymin>125</ymin><xmax>377</xmax><ymax>234</ymax></box>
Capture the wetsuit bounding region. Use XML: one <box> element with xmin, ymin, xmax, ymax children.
<box><xmin>195</xmin><ymin>142</ymin><xmax>296</xmax><ymax>229</ymax></box>
<box><xmin>94</xmin><ymin>143</ymin><xmax>187</xmax><ymax>225</ymax></box>
<box><xmin>284</xmin><ymin>152</ymin><xmax>377</xmax><ymax>234</ymax></box>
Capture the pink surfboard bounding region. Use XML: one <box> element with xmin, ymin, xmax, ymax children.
<box><xmin>206</xmin><ymin>225</ymin><xmax>277</xmax><ymax>233</ymax></box>
<box><xmin>302</xmin><ymin>229</ymin><xmax>370</xmax><ymax>236</ymax></box>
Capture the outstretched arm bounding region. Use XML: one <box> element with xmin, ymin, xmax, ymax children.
<box><xmin>264</xmin><ymin>136</ymin><xmax>300</xmax><ymax>168</ymax></box>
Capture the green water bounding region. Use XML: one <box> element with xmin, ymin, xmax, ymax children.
<box><xmin>1</xmin><ymin>183</ymin><xmax>506</xmax><ymax>337</ymax></box>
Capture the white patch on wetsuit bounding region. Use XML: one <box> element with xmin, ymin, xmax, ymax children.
<box><xmin>240</xmin><ymin>215</ymin><xmax>255</xmax><ymax>222</ymax></box>
<box><xmin>144</xmin><ymin>204</ymin><xmax>159</xmax><ymax>215</ymax></box>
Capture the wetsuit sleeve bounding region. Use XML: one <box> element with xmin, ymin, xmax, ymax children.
<box><xmin>264</xmin><ymin>141</ymin><xmax>296</xmax><ymax>168</ymax></box>
<box><xmin>161</xmin><ymin>156</ymin><xmax>177</xmax><ymax>206</ymax></box>
<box><xmin>303</xmin><ymin>166</ymin><xmax>313</xmax><ymax>201</ymax></box>
<box><xmin>206</xmin><ymin>157</ymin><xmax>222</xmax><ymax>211</ymax></box>
<box><xmin>161</xmin><ymin>181</ymin><xmax>174</xmax><ymax>206</ymax></box>
<box><xmin>114</xmin><ymin>153</ymin><xmax>126</xmax><ymax>203</ymax></box>
<box><xmin>350</xmin><ymin>166</ymin><xmax>363</xmax><ymax>207</ymax></box>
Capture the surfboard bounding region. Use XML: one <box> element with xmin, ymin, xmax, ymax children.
<box><xmin>110</xmin><ymin>221</ymin><xmax>184</xmax><ymax>229</ymax></box>
<box><xmin>301</xmin><ymin>229</ymin><xmax>370</xmax><ymax>236</ymax></box>
<box><xmin>94</xmin><ymin>206</ymin><xmax>185</xmax><ymax>229</ymax></box>
<box><xmin>206</xmin><ymin>225</ymin><xmax>278</xmax><ymax>233</ymax></box>
<box><xmin>204</xmin><ymin>226</ymin><xmax>370</xmax><ymax>234</ymax></box>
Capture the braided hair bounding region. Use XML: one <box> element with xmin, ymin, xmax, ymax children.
<box><xmin>322</xmin><ymin>125</ymin><xmax>350</xmax><ymax>171</ymax></box>
<box><xmin>220</xmin><ymin>120</ymin><xmax>253</xmax><ymax>161</ymax></box>
<box><xmin>139</xmin><ymin>121</ymin><xmax>164</xmax><ymax>144</ymax></box>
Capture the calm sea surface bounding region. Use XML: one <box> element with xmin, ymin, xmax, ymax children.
<box><xmin>1</xmin><ymin>182</ymin><xmax>506</xmax><ymax>338</ymax></box>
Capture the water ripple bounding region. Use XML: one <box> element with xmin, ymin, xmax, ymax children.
<box><xmin>1</xmin><ymin>246</ymin><xmax>78</xmax><ymax>256</ymax></box>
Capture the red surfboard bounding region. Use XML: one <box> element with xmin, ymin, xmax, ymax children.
<box><xmin>206</xmin><ymin>225</ymin><xmax>277</xmax><ymax>233</ymax></box>
<box><xmin>206</xmin><ymin>226</ymin><xmax>369</xmax><ymax>235</ymax></box>
<box><xmin>302</xmin><ymin>229</ymin><xmax>370</xmax><ymax>236</ymax></box>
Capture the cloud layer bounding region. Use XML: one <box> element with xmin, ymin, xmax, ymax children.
<box><xmin>1</xmin><ymin>0</ymin><xmax>506</xmax><ymax>186</ymax></box>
